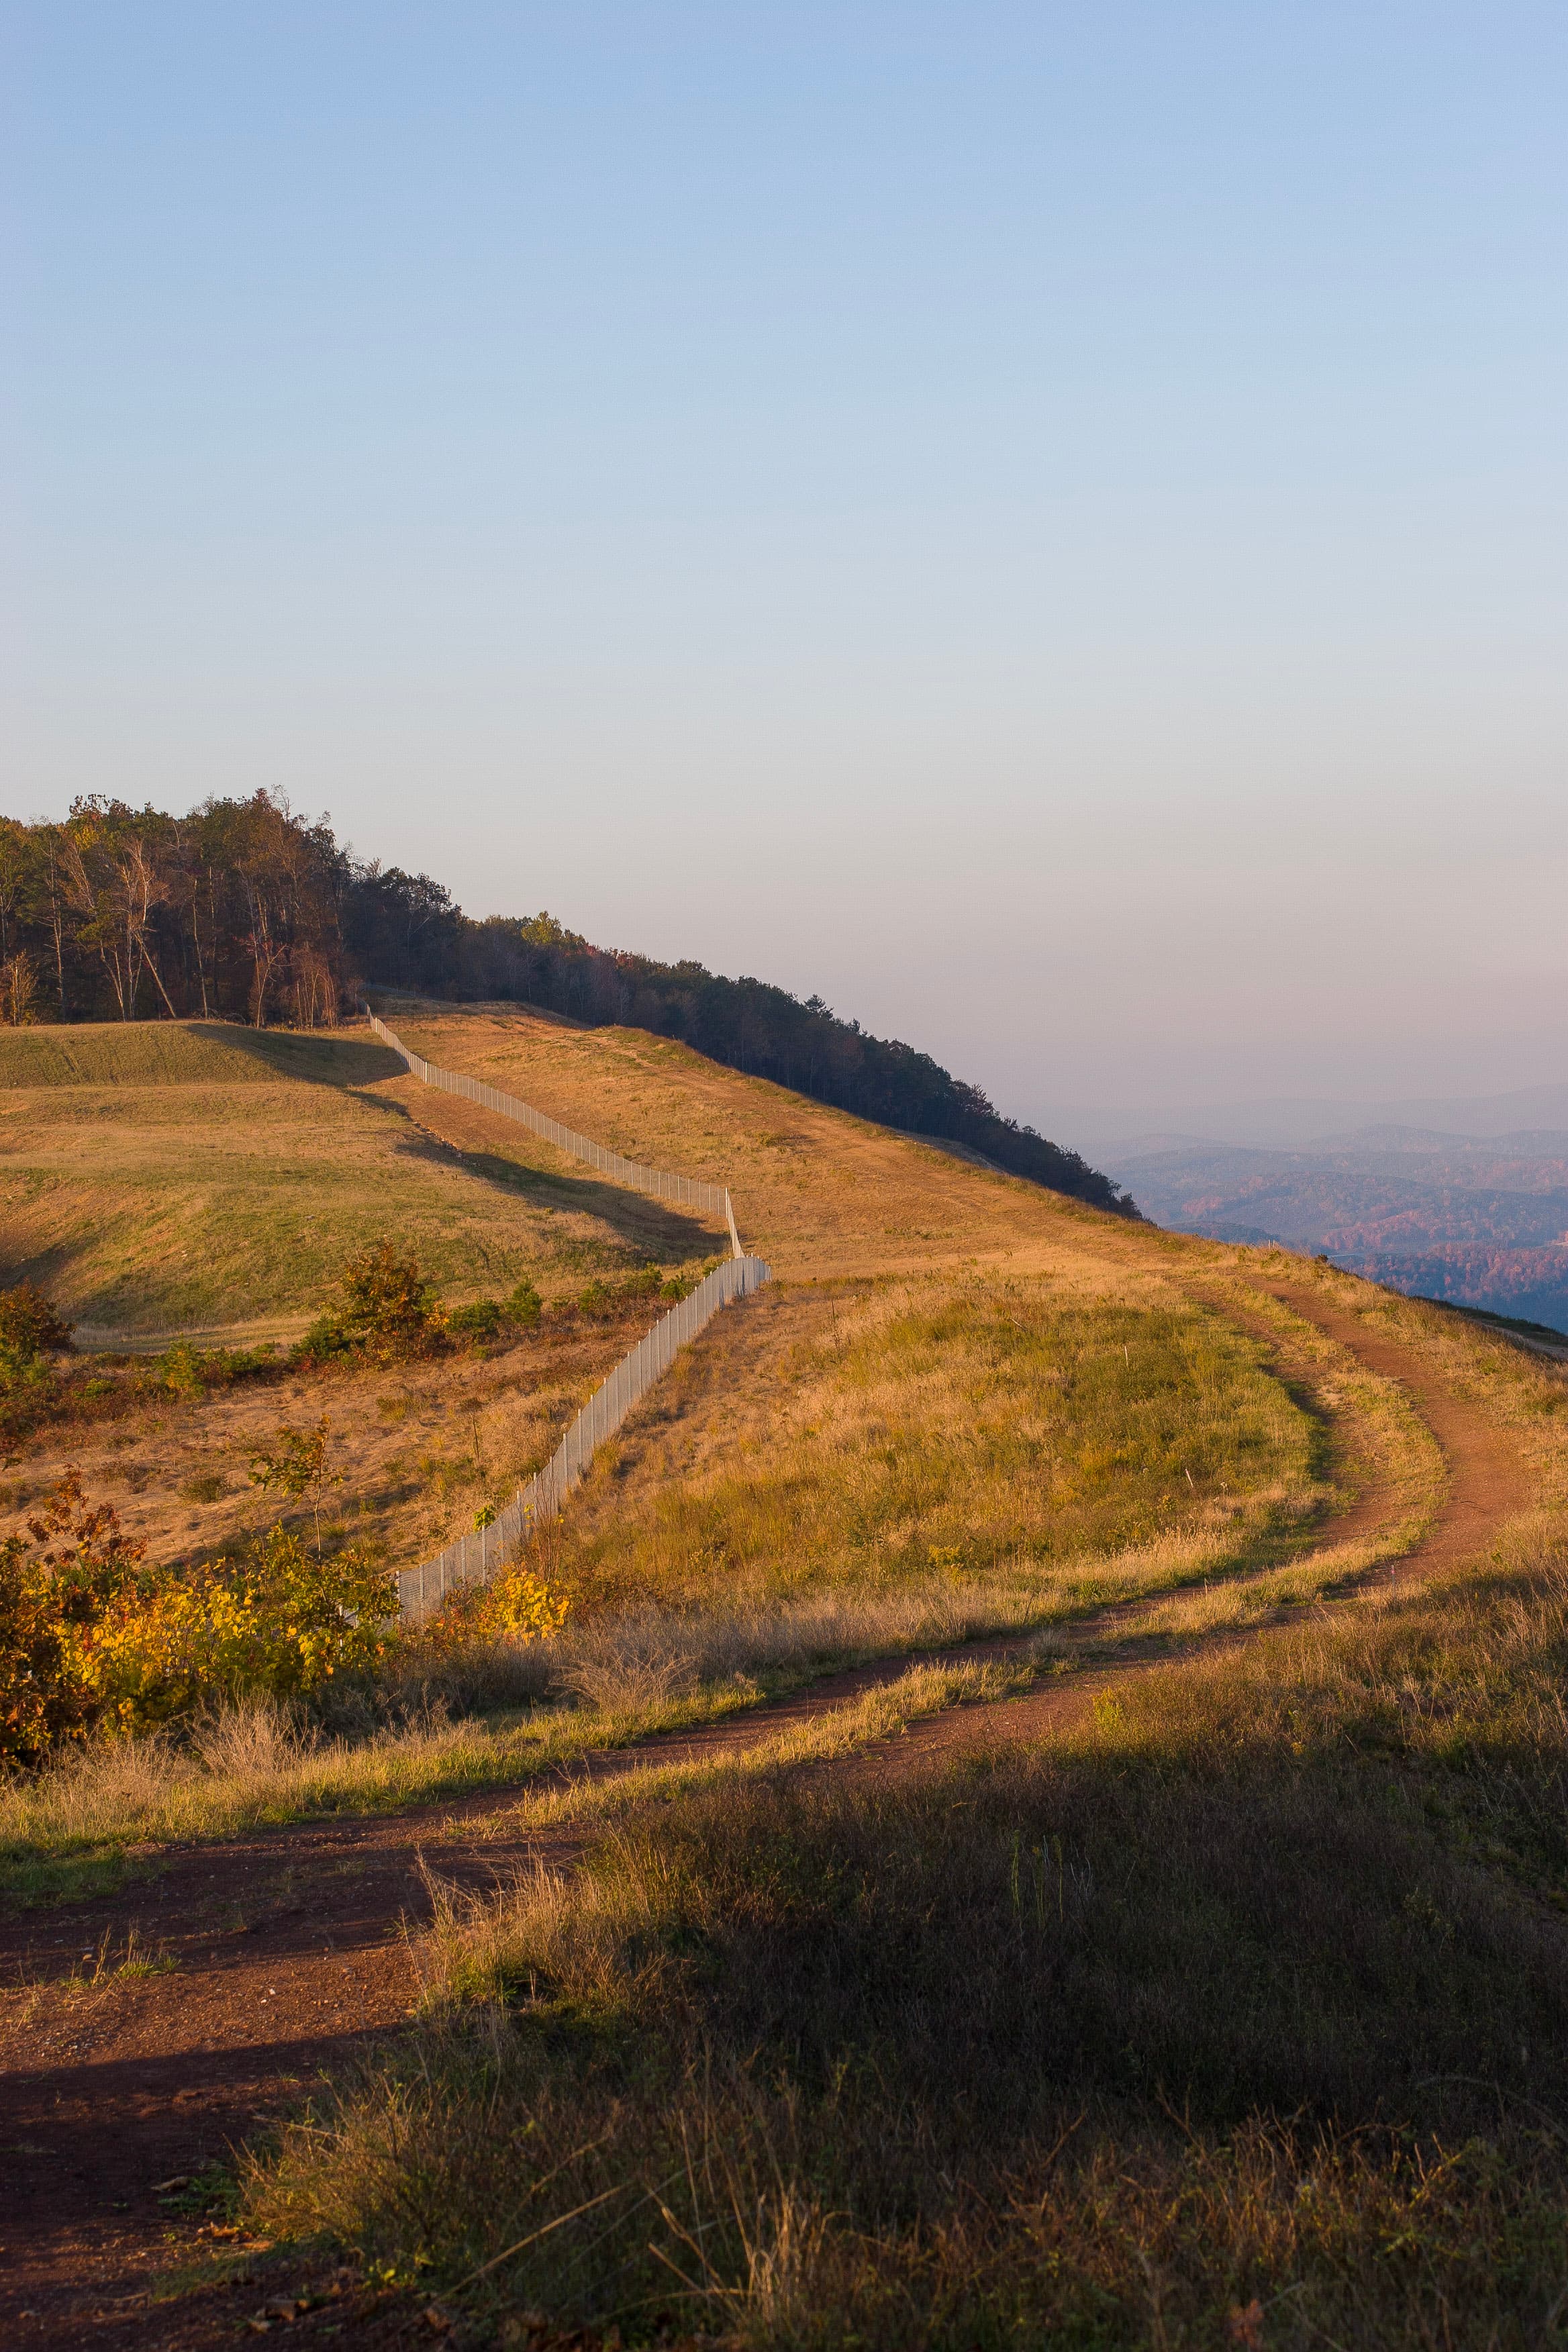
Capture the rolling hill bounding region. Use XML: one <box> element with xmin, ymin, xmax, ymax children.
<box><xmin>1105</xmin><ymin>1124</ymin><xmax>1568</xmax><ymax>1330</ymax></box>
<box><xmin>0</xmin><ymin>795</ymin><xmax>1132</xmax><ymax>1213</ymax></box>
<box><xmin>3</xmin><ymin>1001</ymin><xmax>1568</xmax><ymax>2347</ymax></box>
<box><xmin>3</xmin><ymin>1002</ymin><xmax>1275</xmax><ymax>1596</ymax></box>
<box><xmin>0</xmin><ymin>1016</ymin><xmax>729</xmax><ymax>1339</ymax></box>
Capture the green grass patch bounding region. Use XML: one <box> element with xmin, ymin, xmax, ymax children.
<box><xmin>550</xmin><ymin>1279</ymin><xmax>1332</xmax><ymax>1617</ymax></box>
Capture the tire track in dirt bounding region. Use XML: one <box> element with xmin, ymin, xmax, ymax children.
<box><xmin>0</xmin><ymin>1281</ymin><xmax>1534</xmax><ymax>2345</ymax></box>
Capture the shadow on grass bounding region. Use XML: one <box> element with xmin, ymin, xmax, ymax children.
<box><xmin>187</xmin><ymin>1024</ymin><xmax>405</xmax><ymax>1087</ymax></box>
<box><xmin>210</xmin><ymin>1018</ymin><xmax>726</xmax><ymax>1260</ymax></box>
<box><xmin>358</xmin><ymin>1092</ymin><xmax>726</xmax><ymax>1261</ymax></box>
<box><xmin>242</xmin><ymin>1685</ymin><xmax>1568</xmax><ymax>2345</ymax></box>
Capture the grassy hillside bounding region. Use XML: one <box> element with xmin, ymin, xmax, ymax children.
<box><xmin>0</xmin><ymin>1018</ymin><xmax>726</xmax><ymax>1335</ymax></box>
<box><xmin>0</xmin><ymin>1022</ymin><xmax>393</xmax><ymax>1089</ymax></box>
<box><xmin>234</xmin><ymin>1267</ymin><xmax>1568</xmax><ymax>2351</ymax></box>
<box><xmin>2</xmin><ymin>1008</ymin><xmax>1330</xmax><ymax>1606</ymax></box>
<box><xmin>0</xmin><ymin>795</ymin><xmax>1128</xmax><ymax>1208</ymax></box>
<box><xmin>0</xmin><ymin>1003</ymin><xmax>1449</xmax><ymax>1616</ymax></box>
<box><xmin>536</xmin><ymin>1277</ymin><xmax>1322</xmax><ymax>1616</ymax></box>
<box><xmin>386</xmin><ymin>999</ymin><xmax>1108</xmax><ymax>1279</ymax></box>
<box><xmin>5</xmin><ymin>1007</ymin><xmax>1568</xmax><ymax>2345</ymax></box>
<box><xmin>0</xmin><ymin>999</ymin><xmax>1124</xmax><ymax>1337</ymax></box>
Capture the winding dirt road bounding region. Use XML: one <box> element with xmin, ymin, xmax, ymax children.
<box><xmin>0</xmin><ymin>1283</ymin><xmax>1534</xmax><ymax>2348</ymax></box>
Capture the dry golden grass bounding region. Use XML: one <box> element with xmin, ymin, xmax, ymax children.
<box><xmin>5</xmin><ymin>1005</ymin><xmax>1553</xmax><ymax>1844</ymax></box>
<box><xmin>244</xmin><ymin>1408</ymin><xmax>1568</xmax><ymax>2350</ymax></box>
<box><xmin>0</xmin><ymin>1016</ymin><xmax>724</xmax><ymax>1338</ymax></box>
<box><xmin>3</xmin><ymin>1003</ymin><xmax>1335</xmax><ymax>1616</ymax></box>
<box><xmin>13</xmin><ymin>1008</ymin><xmax>1568</xmax><ymax>2342</ymax></box>
<box><xmin>539</xmin><ymin>1272</ymin><xmax>1325</xmax><ymax>1614</ymax></box>
<box><xmin>0</xmin><ymin>1012</ymin><xmax>740</xmax><ymax>1598</ymax></box>
<box><xmin>10</xmin><ymin>1007</ymin><xmax>1559</xmax><ymax>2343</ymax></box>
<box><xmin>386</xmin><ymin>997</ymin><xmax>1114</xmax><ymax>1281</ymax></box>
<box><xmin>2</xmin><ymin>1305</ymin><xmax>656</xmax><ymax>1577</ymax></box>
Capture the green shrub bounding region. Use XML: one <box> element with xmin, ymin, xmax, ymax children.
<box><xmin>296</xmin><ymin>1243</ymin><xmax>446</xmax><ymax>1366</ymax></box>
<box><xmin>90</xmin><ymin>1523</ymin><xmax>399</xmax><ymax>1726</ymax></box>
<box><xmin>2</xmin><ymin>1465</ymin><xmax>401</xmax><ymax>1757</ymax></box>
<box><xmin>446</xmin><ymin>1299</ymin><xmax>504</xmax><ymax>1342</ymax></box>
<box><xmin>337</xmin><ymin>1242</ymin><xmax>444</xmax><ymax>1360</ymax></box>
<box><xmin>152</xmin><ymin>1342</ymin><xmax>205</xmax><ymax>1398</ymax></box>
<box><xmin>248</xmin><ymin>1415</ymin><xmax>343</xmax><ymax>1554</ymax></box>
<box><xmin>294</xmin><ymin>1314</ymin><xmax>353</xmax><ymax>1365</ymax></box>
<box><xmin>0</xmin><ymin>1340</ymin><xmax>54</xmax><ymax>1401</ymax></box>
<box><xmin>0</xmin><ymin>1283</ymin><xmax>73</xmax><ymax>1404</ymax></box>
<box><xmin>575</xmin><ymin>1269</ymin><xmax>663</xmax><ymax>1321</ymax></box>
<box><xmin>503</xmin><ymin>1279</ymin><xmax>542</xmax><ymax>1328</ymax></box>
<box><xmin>0</xmin><ymin>1474</ymin><xmax>152</xmax><ymax>1765</ymax></box>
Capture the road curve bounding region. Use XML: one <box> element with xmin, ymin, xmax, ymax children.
<box><xmin>0</xmin><ymin>1279</ymin><xmax>1536</xmax><ymax>2346</ymax></box>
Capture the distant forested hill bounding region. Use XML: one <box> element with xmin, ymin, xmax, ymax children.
<box><xmin>0</xmin><ymin>793</ymin><xmax>1134</xmax><ymax>1216</ymax></box>
<box><xmin>1108</xmin><ymin>1130</ymin><xmax>1568</xmax><ymax>1329</ymax></box>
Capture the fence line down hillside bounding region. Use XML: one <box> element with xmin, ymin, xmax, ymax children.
<box><xmin>397</xmin><ymin>1251</ymin><xmax>771</xmax><ymax>1620</ymax></box>
<box><xmin>367</xmin><ymin>1008</ymin><xmax>744</xmax><ymax>1256</ymax></box>
<box><xmin>362</xmin><ymin>1006</ymin><xmax>768</xmax><ymax>1619</ymax></box>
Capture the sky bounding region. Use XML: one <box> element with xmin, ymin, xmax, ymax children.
<box><xmin>3</xmin><ymin>3</ymin><xmax>1565</xmax><ymax>1136</ymax></box>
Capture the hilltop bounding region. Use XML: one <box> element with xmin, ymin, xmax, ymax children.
<box><xmin>0</xmin><ymin>794</ymin><xmax>1131</xmax><ymax>1213</ymax></box>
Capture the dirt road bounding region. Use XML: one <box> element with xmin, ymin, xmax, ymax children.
<box><xmin>0</xmin><ymin>1283</ymin><xmax>1532</xmax><ymax>2347</ymax></box>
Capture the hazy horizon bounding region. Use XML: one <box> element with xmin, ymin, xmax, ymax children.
<box><xmin>1049</xmin><ymin>1079</ymin><xmax>1568</xmax><ymax>1159</ymax></box>
<box><xmin>6</xmin><ymin>5</ymin><xmax>1565</xmax><ymax>1131</ymax></box>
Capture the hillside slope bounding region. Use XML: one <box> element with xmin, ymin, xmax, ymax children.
<box><xmin>0</xmin><ymin>1018</ymin><xmax>729</xmax><ymax>1337</ymax></box>
<box><xmin>5</xmin><ymin>1003</ymin><xmax>1568</xmax><ymax>2348</ymax></box>
<box><xmin>0</xmin><ymin>795</ymin><xmax>1130</xmax><ymax>1211</ymax></box>
<box><xmin>386</xmin><ymin>999</ymin><xmax>1118</xmax><ymax>1281</ymax></box>
<box><xmin>6</xmin><ymin>1001</ymin><xmax>1317</xmax><ymax>1619</ymax></box>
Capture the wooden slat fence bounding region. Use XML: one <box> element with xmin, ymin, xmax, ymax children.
<box><xmin>396</xmin><ymin>1253</ymin><xmax>770</xmax><ymax>1620</ymax></box>
<box><xmin>362</xmin><ymin>1006</ymin><xmax>769</xmax><ymax>1620</ymax></box>
<box><xmin>367</xmin><ymin>1009</ymin><xmax>743</xmax><ymax>1255</ymax></box>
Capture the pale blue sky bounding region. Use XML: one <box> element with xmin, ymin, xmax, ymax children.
<box><xmin>3</xmin><ymin>4</ymin><xmax>1565</xmax><ymax>1126</ymax></box>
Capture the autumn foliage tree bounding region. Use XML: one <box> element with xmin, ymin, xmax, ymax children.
<box><xmin>0</xmin><ymin>794</ymin><xmax>350</xmax><ymax>1029</ymax></box>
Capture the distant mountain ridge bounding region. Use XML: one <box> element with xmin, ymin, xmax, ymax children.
<box><xmin>1106</xmin><ymin>1124</ymin><xmax>1568</xmax><ymax>1331</ymax></box>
